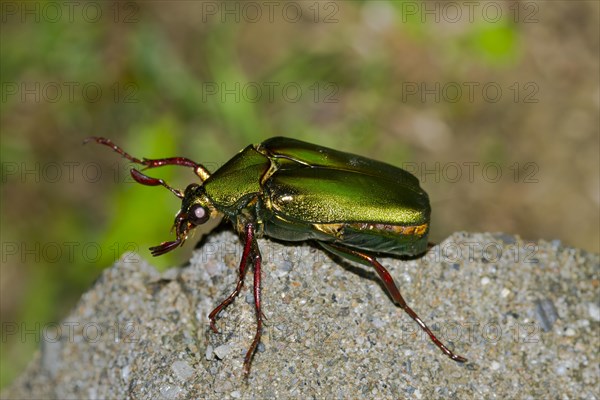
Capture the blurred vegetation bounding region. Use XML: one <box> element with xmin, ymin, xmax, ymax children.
<box><xmin>1</xmin><ymin>0</ymin><xmax>598</xmax><ymax>389</ymax></box>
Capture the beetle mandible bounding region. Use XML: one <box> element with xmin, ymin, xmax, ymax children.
<box><xmin>86</xmin><ymin>136</ymin><xmax>467</xmax><ymax>376</ymax></box>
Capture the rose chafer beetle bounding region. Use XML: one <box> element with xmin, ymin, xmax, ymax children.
<box><xmin>86</xmin><ymin>136</ymin><xmax>467</xmax><ymax>376</ymax></box>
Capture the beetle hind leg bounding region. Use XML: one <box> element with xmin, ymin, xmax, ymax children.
<box><xmin>319</xmin><ymin>242</ymin><xmax>467</xmax><ymax>363</ymax></box>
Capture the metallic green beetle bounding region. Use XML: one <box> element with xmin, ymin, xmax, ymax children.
<box><xmin>87</xmin><ymin>136</ymin><xmax>467</xmax><ymax>377</ymax></box>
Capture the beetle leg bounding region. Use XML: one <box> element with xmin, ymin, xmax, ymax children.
<box><xmin>319</xmin><ymin>242</ymin><xmax>467</xmax><ymax>363</ymax></box>
<box><xmin>84</xmin><ymin>137</ymin><xmax>211</xmax><ymax>181</ymax></box>
<box><xmin>208</xmin><ymin>224</ymin><xmax>254</xmax><ymax>333</ymax></box>
<box><xmin>244</xmin><ymin>227</ymin><xmax>263</xmax><ymax>378</ymax></box>
<box><xmin>207</xmin><ymin>223</ymin><xmax>264</xmax><ymax>378</ymax></box>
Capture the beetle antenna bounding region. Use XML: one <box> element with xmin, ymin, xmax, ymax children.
<box><xmin>84</xmin><ymin>136</ymin><xmax>211</xmax><ymax>182</ymax></box>
<box><xmin>130</xmin><ymin>169</ymin><xmax>184</xmax><ymax>199</ymax></box>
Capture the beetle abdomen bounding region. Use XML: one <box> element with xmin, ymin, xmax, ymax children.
<box><xmin>309</xmin><ymin>221</ymin><xmax>428</xmax><ymax>256</ymax></box>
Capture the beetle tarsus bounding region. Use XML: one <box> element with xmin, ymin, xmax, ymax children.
<box><xmin>451</xmin><ymin>354</ymin><xmax>468</xmax><ymax>363</ymax></box>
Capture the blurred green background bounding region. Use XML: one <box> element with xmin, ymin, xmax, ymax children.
<box><xmin>1</xmin><ymin>0</ymin><xmax>598</xmax><ymax>388</ymax></box>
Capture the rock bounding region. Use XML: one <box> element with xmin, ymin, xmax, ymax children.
<box><xmin>2</xmin><ymin>231</ymin><xmax>598</xmax><ymax>399</ymax></box>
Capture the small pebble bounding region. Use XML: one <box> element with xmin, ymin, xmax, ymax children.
<box><xmin>535</xmin><ymin>299</ymin><xmax>559</xmax><ymax>332</ymax></box>
<box><xmin>231</xmin><ymin>390</ymin><xmax>241</xmax><ymax>398</ymax></box>
<box><xmin>214</xmin><ymin>344</ymin><xmax>232</xmax><ymax>360</ymax></box>
<box><xmin>555</xmin><ymin>363</ymin><xmax>568</xmax><ymax>376</ymax></box>
<box><xmin>491</xmin><ymin>361</ymin><xmax>501</xmax><ymax>371</ymax></box>
<box><xmin>481</xmin><ymin>277</ymin><xmax>490</xmax><ymax>285</ymax></box>
<box><xmin>205</xmin><ymin>345</ymin><xmax>214</xmax><ymax>361</ymax></box>
<box><xmin>372</xmin><ymin>317</ymin><xmax>386</xmax><ymax>328</ymax></box>
<box><xmin>171</xmin><ymin>360</ymin><xmax>194</xmax><ymax>381</ymax></box>
<box><xmin>588</xmin><ymin>302</ymin><xmax>600</xmax><ymax>321</ymax></box>
<box><xmin>159</xmin><ymin>384</ymin><xmax>182</xmax><ymax>400</ymax></box>
<box><xmin>501</xmin><ymin>288</ymin><xmax>511</xmax><ymax>298</ymax></box>
<box><xmin>121</xmin><ymin>365</ymin><xmax>130</xmax><ymax>381</ymax></box>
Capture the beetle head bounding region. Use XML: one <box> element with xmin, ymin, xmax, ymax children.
<box><xmin>128</xmin><ymin>168</ymin><xmax>218</xmax><ymax>256</ymax></box>
<box><xmin>148</xmin><ymin>182</ymin><xmax>221</xmax><ymax>256</ymax></box>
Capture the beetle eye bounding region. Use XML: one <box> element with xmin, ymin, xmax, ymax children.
<box><xmin>189</xmin><ymin>204</ymin><xmax>209</xmax><ymax>225</ymax></box>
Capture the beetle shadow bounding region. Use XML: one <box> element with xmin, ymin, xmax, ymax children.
<box><xmin>192</xmin><ymin>221</ymin><xmax>232</xmax><ymax>251</ymax></box>
<box><xmin>309</xmin><ymin>242</ymin><xmax>429</xmax><ymax>305</ymax></box>
<box><xmin>318</xmin><ymin>246</ymin><xmax>381</xmax><ymax>287</ymax></box>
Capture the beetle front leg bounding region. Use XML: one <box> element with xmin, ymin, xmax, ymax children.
<box><xmin>208</xmin><ymin>223</ymin><xmax>264</xmax><ymax>378</ymax></box>
<box><xmin>208</xmin><ymin>224</ymin><xmax>254</xmax><ymax>333</ymax></box>
<box><xmin>319</xmin><ymin>242</ymin><xmax>467</xmax><ymax>363</ymax></box>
